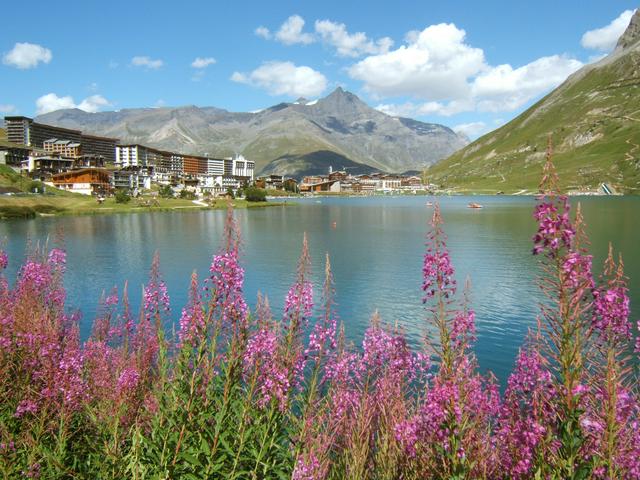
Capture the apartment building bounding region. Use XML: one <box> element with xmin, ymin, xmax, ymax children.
<box><xmin>4</xmin><ymin>116</ymin><xmax>118</xmax><ymax>164</ymax></box>
<box><xmin>231</xmin><ymin>154</ymin><xmax>255</xmax><ymax>181</ymax></box>
<box><xmin>5</xmin><ymin>116</ymin><xmax>82</xmax><ymax>147</ymax></box>
<box><xmin>112</xmin><ymin>168</ymin><xmax>152</xmax><ymax>191</ymax></box>
<box><xmin>116</xmin><ymin>144</ymin><xmax>163</xmax><ymax>168</ymax></box>
<box><xmin>183</xmin><ymin>155</ymin><xmax>208</xmax><ymax>176</ymax></box>
<box><xmin>82</xmin><ymin>134</ymin><xmax>118</xmax><ymax>163</ymax></box>
<box><xmin>43</xmin><ymin>139</ymin><xmax>81</xmax><ymax>158</ymax></box>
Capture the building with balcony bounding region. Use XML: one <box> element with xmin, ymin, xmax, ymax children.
<box><xmin>4</xmin><ymin>116</ymin><xmax>82</xmax><ymax>147</ymax></box>
<box><xmin>4</xmin><ymin>116</ymin><xmax>118</xmax><ymax>164</ymax></box>
<box><xmin>116</xmin><ymin>144</ymin><xmax>163</xmax><ymax>169</ymax></box>
<box><xmin>50</xmin><ymin>168</ymin><xmax>112</xmax><ymax>195</ymax></box>
<box><xmin>112</xmin><ymin>168</ymin><xmax>152</xmax><ymax>192</ymax></box>
<box><xmin>43</xmin><ymin>139</ymin><xmax>82</xmax><ymax>158</ymax></box>
<box><xmin>82</xmin><ymin>134</ymin><xmax>117</xmax><ymax>163</ymax></box>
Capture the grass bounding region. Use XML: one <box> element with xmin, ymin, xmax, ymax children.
<box><xmin>0</xmin><ymin>194</ymin><xmax>287</xmax><ymax>220</ymax></box>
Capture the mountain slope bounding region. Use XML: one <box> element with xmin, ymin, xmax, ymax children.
<box><xmin>427</xmin><ymin>10</ymin><xmax>640</xmax><ymax>194</ymax></box>
<box><xmin>36</xmin><ymin>88</ymin><xmax>468</xmax><ymax>176</ymax></box>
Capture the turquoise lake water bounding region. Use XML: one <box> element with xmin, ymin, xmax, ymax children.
<box><xmin>1</xmin><ymin>195</ymin><xmax>638</xmax><ymax>384</ymax></box>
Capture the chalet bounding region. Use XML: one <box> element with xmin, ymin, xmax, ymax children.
<box><xmin>50</xmin><ymin>168</ymin><xmax>112</xmax><ymax>196</ymax></box>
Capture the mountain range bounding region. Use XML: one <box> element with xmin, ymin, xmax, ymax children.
<box><xmin>36</xmin><ymin>88</ymin><xmax>468</xmax><ymax>178</ymax></box>
<box><xmin>426</xmin><ymin>9</ymin><xmax>640</xmax><ymax>194</ymax></box>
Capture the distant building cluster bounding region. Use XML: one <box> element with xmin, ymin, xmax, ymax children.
<box><xmin>300</xmin><ymin>168</ymin><xmax>430</xmax><ymax>193</ymax></box>
<box><xmin>1</xmin><ymin>116</ymin><xmax>254</xmax><ymax>197</ymax></box>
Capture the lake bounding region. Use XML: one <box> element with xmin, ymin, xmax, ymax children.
<box><xmin>1</xmin><ymin>195</ymin><xmax>638</xmax><ymax>384</ymax></box>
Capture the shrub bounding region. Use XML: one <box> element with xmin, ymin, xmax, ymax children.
<box><xmin>244</xmin><ymin>186</ymin><xmax>267</xmax><ymax>202</ymax></box>
<box><xmin>179</xmin><ymin>189</ymin><xmax>196</xmax><ymax>200</ymax></box>
<box><xmin>158</xmin><ymin>184</ymin><xmax>174</xmax><ymax>198</ymax></box>
<box><xmin>26</xmin><ymin>180</ymin><xmax>44</xmax><ymax>194</ymax></box>
<box><xmin>114</xmin><ymin>189</ymin><xmax>131</xmax><ymax>203</ymax></box>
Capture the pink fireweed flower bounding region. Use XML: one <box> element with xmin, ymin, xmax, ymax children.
<box><xmin>284</xmin><ymin>234</ymin><xmax>314</xmax><ymax>333</ymax></box>
<box><xmin>360</xmin><ymin>320</ymin><xmax>428</xmax><ymax>383</ymax></box>
<box><xmin>423</xmin><ymin>205</ymin><xmax>456</xmax><ymax>301</ymax></box>
<box><xmin>104</xmin><ymin>291</ymin><xmax>119</xmax><ymax>307</ymax></box>
<box><xmin>0</xmin><ymin>250</ymin><xmax>7</xmax><ymax>270</ymax></box>
<box><xmin>47</xmin><ymin>248</ymin><xmax>66</xmax><ymax>272</ymax></box>
<box><xmin>206</xmin><ymin>206</ymin><xmax>248</xmax><ymax>338</ymax></box>
<box><xmin>532</xmin><ymin>196</ymin><xmax>574</xmax><ymax>257</ymax></box>
<box><xmin>14</xmin><ymin>399</ymin><xmax>38</xmax><ymax>418</ymax></box>
<box><xmin>207</xmin><ymin>250</ymin><xmax>248</xmax><ymax>331</ymax></box>
<box><xmin>143</xmin><ymin>252</ymin><xmax>171</xmax><ymax>323</ymax></box>
<box><xmin>244</xmin><ymin>325</ymin><xmax>290</xmax><ymax>410</ymax></box>
<box><xmin>178</xmin><ymin>272</ymin><xmax>205</xmax><ymax>347</ymax></box>
<box><xmin>323</xmin><ymin>351</ymin><xmax>361</xmax><ymax>421</ymax></box>
<box><xmin>562</xmin><ymin>252</ymin><xmax>594</xmax><ymax>290</ymax></box>
<box><xmin>117</xmin><ymin>367</ymin><xmax>141</xmax><ymax>395</ymax></box>
<box><xmin>292</xmin><ymin>452</ymin><xmax>324</xmax><ymax>480</ymax></box>
<box><xmin>305</xmin><ymin>316</ymin><xmax>336</xmax><ymax>359</ymax></box>
<box><xmin>496</xmin><ymin>346</ymin><xmax>555</xmax><ymax>479</ymax></box>
<box><xmin>593</xmin><ymin>249</ymin><xmax>631</xmax><ymax>342</ymax></box>
<box><xmin>305</xmin><ymin>255</ymin><xmax>337</xmax><ymax>361</ymax></box>
<box><xmin>593</xmin><ymin>286</ymin><xmax>630</xmax><ymax>340</ymax></box>
<box><xmin>451</xmin><ymin>309</ymin><xmax>476</xmax><ymax>350</ymax></box>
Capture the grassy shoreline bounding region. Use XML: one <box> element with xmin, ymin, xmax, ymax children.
<box><xmin>0</xmin><ymin>195</ymin><xmax>289</xmax><ymax>220</ymax></box>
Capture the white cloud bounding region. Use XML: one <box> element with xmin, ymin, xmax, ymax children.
<box><xmin>36</xmin><ymin>93</ymin><xmax>75</xmax><ymax>114</ymax></box>
<box><xmin>36</xmin><ymin>93</ymin><xmax>111</xmax><ymax>115</ymax></box>
<box><xmin>255</xmin><ymin>26</ymin><xmax>271</xmax><ymax>39</ymax></box>
<box><xmin>275</xmin><ymin>15</ymin><xmax>315</xmax><ymax>45</ymax></box>
<box><xmin>2</xmin><ymin>42</ymin><xmax>52</xmax><ymax>69</ymax></box>
<box><xmin>231</xmin><ymin>61</ymin><xmax>327</xmax><ymax>97</ymax></box>
<box><xmin>376</xmin><ymin>99</ymin><xmax>473</xmax><ymax>117</ymax></box>
<box><xmin>131</xmin><ymin>56</ymin><xmax>164</xmax><ymax>69</ymax></box>
<box><xmin>349</xmin><ymin>23</ymin><xmax>485</xmax><ymax>100</ymax></box>
<box><xmin>314</xmin><ymin>20</ymin><xmax>393</xmax><ymax>57</ymax></box>
<box><xmin>453</xmin><ymin>121</ymin><xmax>487</xmax><ymax>138</ymax></box>
<box><xmin>0</xmin><ymin>104</ymin><xmax>16</xmax><ymax>114</ymax></box>
<box><xmin>472</xmin><ymin>55</ymin><xmax>583</xmax><ymax>112</ymax></box>
<box><xmin>581</xmin><ymin>9</ymin><xmax>636</xmax><ymax>51</ymax></box>
<box><xmin>191</xmin><ymin>57</ymin><xmax>216</xmax><ymax>68</ymax></box>
<box><xmin>77</xmin><ymin>95</ymin><xmax>111</xmax><ymax>113</ymax></box>
<box><xmin>108</xmin><ymin>60</ymin><xmax>119</xmax><ymax>69</ymax></box>
<box><xmin>354</xmin><ymin>22</ymin><xmax>583</xmax><ymax>117</ymax></box>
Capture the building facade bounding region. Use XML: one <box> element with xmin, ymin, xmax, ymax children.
<box><xmin>43</xmin><ymin>139</ymin><xmax>81</xmax><ymax>158</ymax></box>
<box><xmin>5</xmin><ymin>116</ymin><xmax>118</xmax><ymax>164</ymax></box>
<box><xmin>82</xmin><ymin>134</ymin><xmax>118</xmax><ymax>163</ymax></box>
<box><xmin>50</xmin><ymin>168</ymin><xmax>112</xmax><ymax>195</ymax></box>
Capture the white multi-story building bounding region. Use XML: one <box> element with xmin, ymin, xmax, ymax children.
<box><xmin>232</xmin><ymin>154</ymin><xmax>255</xmax><ymax>180</ymax></box>
<box><xmin>116</xmin><ymin>144</ymin><xmax>162</xmax><ymax>168</ymax></box>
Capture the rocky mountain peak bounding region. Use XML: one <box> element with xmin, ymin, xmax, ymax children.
<box><xmin>314</xmin><ymin>87</ymin><xmax>369</xmax><ymax>117</ymax></box>
<box><xmin>616</xmin><ymin>8</ymin><xmax>640</xmax><ymax>50</ymax></box>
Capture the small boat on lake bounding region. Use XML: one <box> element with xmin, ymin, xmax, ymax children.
<box><xmin>426</xmin><ymin>202</ymin><xmax>433</xmax><ymax>207</ymax></box>
<box><xmin>468</xmin><ymin>202</ymin><xmax>483</xmax><ymax>209</ymax></box>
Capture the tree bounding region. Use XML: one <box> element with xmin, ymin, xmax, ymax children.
<box><xmin>244</xmin><ymin>186</ymin><xmax>267</xmax><ymax>202</ymax></box>
<box><xmin>27</xmin><ymin>180</ymin><xmax>44</xmax><ymax>194</ymax></box>
<box><xmin>226</xmin><ymin>186</ymin><xmax>235</xmax><ymax>199</ymax></box>
<box><xmin>180</xmin><ymin>189</ymin><xmax>196</xmax><ymax>200</ymax></box>
<box><xmin>114</xmin><ymin>189</ymin><xmax>131</xmax><ymax>203</ymax></box>
<box><xmin>159</xmin><ymin>184</ymin><xmax>174</xmax><ymax>199</ymax></box>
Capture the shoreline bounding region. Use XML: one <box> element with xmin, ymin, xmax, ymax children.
<box><xmin>0</xmin><ymin>196</ymin><xmax>290</xmax><ymax>220</ymax></box>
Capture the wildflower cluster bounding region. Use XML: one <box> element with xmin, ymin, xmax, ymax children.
<box><xmin>0</xmin><ymin>164</ymin><xmax>638</xmax><ymax>479</ymax></box>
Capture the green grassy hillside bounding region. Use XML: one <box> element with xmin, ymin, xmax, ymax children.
<box><xmin>427</xmin><ymin>45</ymin><xmax>640</xmax><ymax>194</ymax></box>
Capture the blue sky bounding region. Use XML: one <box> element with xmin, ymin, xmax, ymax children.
<box><xmin>0</xmin><ymin>0</ymin><xmax>637</xmax><ymax>138</ymax></box>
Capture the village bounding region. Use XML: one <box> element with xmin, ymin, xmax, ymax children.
<box><xmin>1</xmin><ymin>115</ymin><xmax>432</xmax><ymax>199</ymax></box>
